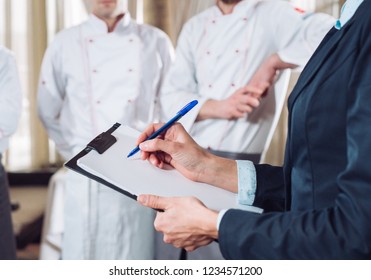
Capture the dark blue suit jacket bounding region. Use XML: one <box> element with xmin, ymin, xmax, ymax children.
<box><xmin>219</xmin><ymin>0</ymin><xmax>371</xmax><ymax>259</ymax></box>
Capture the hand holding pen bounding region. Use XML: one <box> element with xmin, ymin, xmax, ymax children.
<box><xmin>134</xmin><ymin>121</ymin><xmax>219</xmax><ymax>184</ymax></box>
<box><xmin>127</xmin><ymin>100</ymin><xmax>198</xmax><ymax>158</ymax></box>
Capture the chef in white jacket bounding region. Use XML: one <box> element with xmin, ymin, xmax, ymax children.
<box><xmin>161</xmin><ymin>0</ymin><xmax>335</xmax><ymax>159</ymax></box>
<box><xmin>38</xmin><ymin>0</ymin><xmax>174</xmax><ymax>259</ymax></box>
<box><xmin>0</xmin><ymin>45</ymin><xmax>22</xmax><ymax>260</ymax></box>
<box><xmin>160</xmin><ymin>0</ymin><xmax>335</xmax><ymax>259</ymax></box>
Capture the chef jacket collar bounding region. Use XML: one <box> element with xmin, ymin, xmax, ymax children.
<box><xmin>88</xmin><ymin>12</ymin><xmax>131</xmax><ymax>34</ymax></box>
<box><xmin>212</xmin><ymin>0</ymin><xmax>262</xmax><ymax>17</ymax></box>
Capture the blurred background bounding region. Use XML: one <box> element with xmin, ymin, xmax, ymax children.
<box><xmin>1</xmin><ymin>0</ymin><xmax>345</xmax><ymax>172</ymax></box>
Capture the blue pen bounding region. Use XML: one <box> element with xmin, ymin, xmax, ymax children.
<box><xmin>127</xmin><ymin>100</ymin><xmax>198</xmax><ymax>158</ymax></box>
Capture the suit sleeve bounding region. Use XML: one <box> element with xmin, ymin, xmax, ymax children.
<box><xmin>218</xmin><ymin>17</ymin><xmax>371</xmax><ymax>260</ymax></box>
<box><xmin>252</xmin><ymin>164</ymin><xmax>285</xmax><ymax>212</ymax></box>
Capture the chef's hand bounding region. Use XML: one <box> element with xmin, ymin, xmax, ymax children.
<box><xmin>196</xmin><ymin>85</ymin><xmax>265</xmax><ymax>121</ymax></box>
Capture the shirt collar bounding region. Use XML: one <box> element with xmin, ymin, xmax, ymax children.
<box><xmin>89</xmin><ymin>12</ymin><xmax>131</xmax><ymax>34</ymax></box>
<box><xmin>335</xmin><ymin>0</ymin><xmax>364</xmax><ymax>30</ymax></box>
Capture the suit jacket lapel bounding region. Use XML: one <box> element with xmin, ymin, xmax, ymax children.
<box><xmin>284</xmin><ymin>28</ymin><xmax>346</xmax><ymax>210</ymax></box>
<box><xmin>287</xmin><ymin>30</ymin><xmax>342</xmax><ymax>109</ymax></box>
<box><xmin>288</xmin><ymin>17</ymin><xmax>357</xmax><ymax>110</ymax></box>
<box><xmin>283</xmin><ymin>14</ymin><xmax>359</xmax><ymax>210</ymax></box>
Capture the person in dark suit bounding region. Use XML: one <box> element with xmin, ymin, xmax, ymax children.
<box><xmin>135</xmin><ymin>0</ymin><xmax>371</xmax><ymax>259</ymax></box>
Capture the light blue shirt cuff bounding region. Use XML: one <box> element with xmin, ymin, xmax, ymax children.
<box><xmin>236</xmin><ymin>160</ymin><xmax>257</xmax><ymax>206</ymax></box>
<box><xmin>217</xmin><ymin>161</ymin><xmax>261</xmax><ymax>231</ymax></box>
<box><xmin>217</xmin><ymin>209</ymin><xmax>228</xmax><ymax>231</ymax></box>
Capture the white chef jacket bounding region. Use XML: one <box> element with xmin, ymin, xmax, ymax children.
<box><xmin>0</xmin><ymin>46</ymin><xmax>22</xmax><ymax>154</ymax></box>
<box><xmin>39</xmin><ymin>13</ymin><xmax>174</xmax><ymax>160</ymax></box>
<box><xmin>38</xmin><ymin>13</ymin><xmax>174</xmax><ymax>259</ymax></box>
<box><xmin>160</xmin><ymin>0</ymin><xmax>335</xmax><ymax>154</ymax></box>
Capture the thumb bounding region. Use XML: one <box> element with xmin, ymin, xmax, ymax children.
<box><xmin>137</xmin><ymin>194</ymin><xmax>170</xmax><ymax>210</ymax></box>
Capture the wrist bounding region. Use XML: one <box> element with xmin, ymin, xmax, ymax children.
<box><xmin>266</xmin><ymin>53</ymin><xmax>280</xmax><ymax>71</ymax></box>
<box><xmin>200</xmin><ymin>153</ymin><xmax>238</xmax><ymax>193</ymax></box>
<box><xmin>270</xmin><ymin>53</ymin><xmax>297</xmax><ymax>70</ymax></box>
<box><xmin>200</xmin><ymin>209</ymin><xmax>219</xmax><ymax>240</ymax></box>
<box><xmin>197</xmin><ymin>99</ymin><xmax>223</xmax><ymax>121</ymax></box>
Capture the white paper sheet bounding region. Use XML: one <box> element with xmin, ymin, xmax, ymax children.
<box><xmin>77</xmin><ymin>125</ymin><xmax>262</xmax><ymax>212</ymax></box>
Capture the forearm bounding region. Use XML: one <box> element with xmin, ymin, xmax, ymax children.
<box><xmin>196</xmin><ymin>86</ymin><xmax>263</xmax><ymax>121</ymax></box>
<box><xmin>247</xmin><ymin>53</ymin><xmax>297</xmax><ymax>91</ymax></box>
<box><xmin>196</xmin><ymin>99</ymin><xmax>223</xmax><ymax>121</ymax></box>
<box><xmin>269</xmin><ymin>53</ymin><xmax>298</xmax><ymax>71</ymax></box>
<box><xmin>198</xmin><ymin>207</ymin><xmax>219</xmax><ymax>240</ymax></box>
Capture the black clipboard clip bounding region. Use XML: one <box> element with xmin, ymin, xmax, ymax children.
<box><xmin>65</xmin><ymin>123</ymin><xmax>137</xmax><ymax>201</ymax></box>
<box><xmin>84</xmin><ymin>123</ymin><xmax>120</xmax><ymax>154</ymax></box>
<box><xmin>87</xmin><ymin>131</ymin><xmax>117</xmax><ymax>154</ymax></box>
<box><xmin>65</xmin><ymin>122</ymin><xmax>164</xmax><ymax>209</ymax></box>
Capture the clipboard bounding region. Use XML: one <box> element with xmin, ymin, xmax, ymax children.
<box><xmin>65</xmin><ymin>123</ymin><xmax>262</xmax><ymax>212</ymax></box>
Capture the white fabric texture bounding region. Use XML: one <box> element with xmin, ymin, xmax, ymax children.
<box><xmin>160</xmin><ymin>0</ymin><xmax>335</xmax><ymax>154</ymax></box>
<box><xmin>38</xmin><ymin>13</ymin><xmax>174</xmax><ymax>259</ymax></box>
<box><xmin>39</xmin><ymin>169</ymin><xmax>67</xmax><ymax>260</ymax></box>
<box><xmin>0</xmin><ymin>46</ymin><xmax>22</xmax><ymax>154</ymax></box>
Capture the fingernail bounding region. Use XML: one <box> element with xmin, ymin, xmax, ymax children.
<box><xmin>138</xmin><ymin>195</ymin><xmax>147</xmax><ymax>205</ymax></box>
<box><xmin>139</xmin><ymin>143</ymin><xmax>147</xmax><ymax>149</ymax></box>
